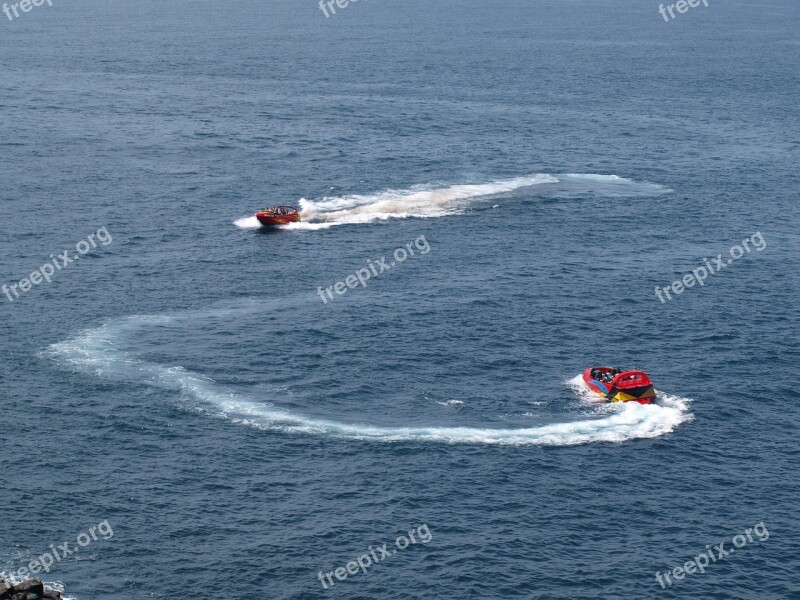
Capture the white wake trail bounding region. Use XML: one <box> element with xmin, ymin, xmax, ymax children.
<box><xmin>295</xmin><ymin>175</ymin><xmax>558</xmax><ymax>228</ymax></box>
<box><xmin>48</xmin><ymin>308</ymin><xmax>693</xmax><ymax>447</ymax></box>
<box><xmin>233</xmin><ymin>173</ymin><xmax>671</xmax><ymax>230</ymax></box>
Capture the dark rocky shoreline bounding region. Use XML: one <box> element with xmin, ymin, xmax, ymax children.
<box><xmin>0</xmin><ymin>577</ymin><xmax>62</xmax><ymax>600</ymax></box>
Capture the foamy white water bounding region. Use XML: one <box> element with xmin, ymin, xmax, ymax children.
<box><xmin>296</xmin><ymin>175</ymin><xmax>559</xmax><ymax>227</ymax></box>
<box><xmin>233</xmin><ymin>215</ymin><xmax>262</xmax><ymax>229</ymax></box>
<box><xmin>0</xmin><ymin>573</ymin><xmax>74</xmax><ymax>600</ymax></box>
<box><xmin>559</xmin><ymin>173</ymin><xmax>673</xmax><ymax>194</ymax></box>
<box><xmin>48</xmin><ymin>308</ymin><xmax>693</xmax><ymax>447</ymax></box>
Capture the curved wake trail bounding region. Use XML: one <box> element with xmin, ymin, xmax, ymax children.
<box><xmin>233</xmin><ymin>173</ymin><xmax>670</xmax><ymax>231</ymax></box>
<box><xmin>48</xmin><ymin>305</ymin><xmax>692</xmax><ymax>446</ymax></box>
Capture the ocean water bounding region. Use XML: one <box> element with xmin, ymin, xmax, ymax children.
<box><xmin>1</xmin><ymin>0</ymin><xmax>799</xmax><ymax>598</ymax></box>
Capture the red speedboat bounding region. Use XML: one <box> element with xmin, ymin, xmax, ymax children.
<box><xmin>255</xmin><ymin>206</ymin><xmax>301</xmax><ymax>227</ymax></box>
<box><xmin>582</xmin><ymin>367</ymin><xmax>656</xmax><ymax>404</ymax></box>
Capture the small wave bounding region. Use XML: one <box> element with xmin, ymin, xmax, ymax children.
<box><xmin>0</xmin><ymin>573</ymin><xmax>74</xmax><ymax>600</ymax></box>
<box><xmin>563</xmin><ymin>173</ymin><xmax>629</xmax><ymax>182</ymax></box>
<box><xmin>47</xmin><ymin>307</ymin><xmax>693</xmax><ymax>447</ymax></box>
<box><xmin>233</xmin><ymin>216</ymin><xmax>262</xmax><ymax>229</ymax></box>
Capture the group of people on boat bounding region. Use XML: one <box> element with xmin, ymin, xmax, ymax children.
<box><xmin>591</xmin><ymin>367</ymin><xmax>622</xmax><ymax>383</ymax></box>
<box><xmin>262</xmin><ymin>206</ymin><xmax>297</xmax><ymax>215</ymax></box>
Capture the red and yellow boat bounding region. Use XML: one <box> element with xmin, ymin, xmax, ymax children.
<box><xmin>582</xmin><ymin>367</ymin><xmax>656</xmax><ymax>404</ymax></box>
<box><xmin>255</xmin><ymin>206</ymin><xmax>301</xmax><ymax>227</ymax></box>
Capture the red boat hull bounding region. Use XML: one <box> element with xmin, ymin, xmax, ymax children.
<box><xmin>582</xmin><ymin>367</ymin><xmax>656</xmax><ymax>404</ymax></box>
<box><xmin>255</xmin><ymin>213</ymin><xmax>301</xmax><ymax>226</ymax></box>
<box><xmin>255</xmin><ymin>206</ymin><xmax>301</xmax><ymax>227</ymax></box>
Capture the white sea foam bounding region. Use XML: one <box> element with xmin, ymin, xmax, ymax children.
<box><xmin>435</xmin><ymin>400</ymin><xmax>464</xmax><ymax>407</ymax></box>
<box><xmin>47</xmin><ymin>309</ymin><xmax>693</xmax><ymax>447</ymax></box>
<box><xmin>296</xmin><ymin>175</ymin><xmax>558</xmax><ymax>227</ymax></box>
<box><xmin>560</xmin><ymin>173</ymin><xmax>673</xmax><ymax>194</ymax></box>
<box><xmin>0</xmin><ymin>572</ymin><xmax>74</xmax><ymax>600</ymax></box>
<box><xmin>563</xmin><ymin>173</ymin><xmax>629</xmax><ymax>182</ymax></box>
<box><xmin>233</xmin><ymin>216</ymin><xmax>261</xmax><ymax>229</ymax></box>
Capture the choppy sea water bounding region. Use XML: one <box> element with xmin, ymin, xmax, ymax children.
<box><xmin>1</xmin><ymin>0</ymin><xmax>799</xmax><ymax>598</ymax></box>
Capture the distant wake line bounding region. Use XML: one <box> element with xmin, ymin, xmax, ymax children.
<box><xmin>47</xmin><ymin>305</ymin><xmax>692</xmax><ymax>447</ymax></box>
<box><xmin>234</xmin><ymin>173</ymin><xmax>671</xmax><ymax>230</ymax></box>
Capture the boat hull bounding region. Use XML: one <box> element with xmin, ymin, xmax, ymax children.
<box><xmin>255</xmin><ymin>212</ymin><xmax>301</xmax><ymax>227</ymax></box>
<box><xmin>582</xmin><ymin>368</ymin><xmax>656</xmax><ymax>404</ymax></box>
<box><xmin>604</xmin><ymin>385</ymin><xmax>656</xmax><ymax>404</ymax></box>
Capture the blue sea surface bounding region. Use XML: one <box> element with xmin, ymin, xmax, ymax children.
<box><xmin>1</xmin><ymin>0</ymin><xmax>799</xmax><ymax>598</ymax></box>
